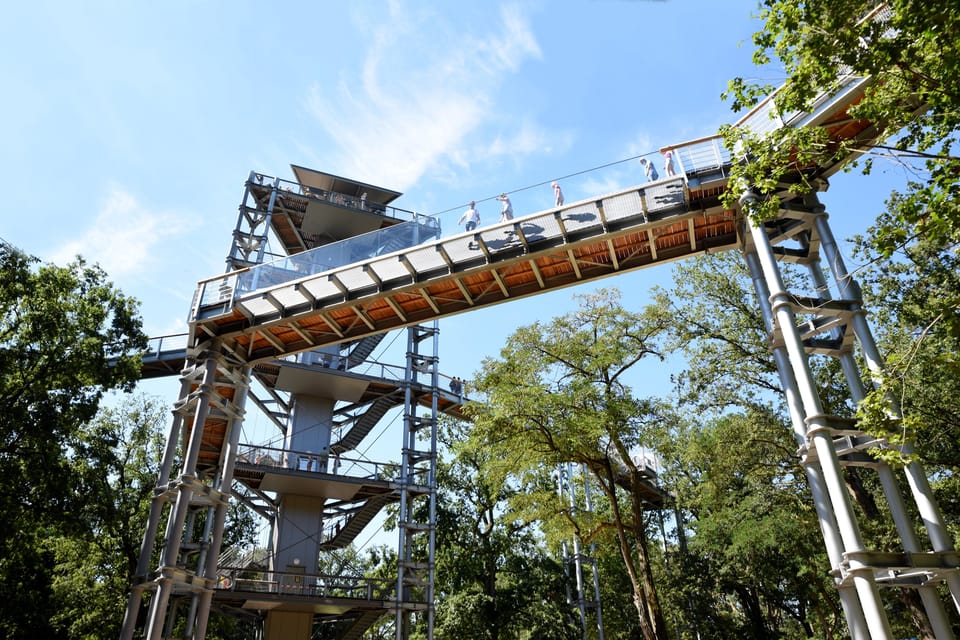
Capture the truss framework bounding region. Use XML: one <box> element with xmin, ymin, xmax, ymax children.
<box><xmin>742</xmin><ymin>192</ymin><xmax>960</xmax><ymax>640</ymax></box>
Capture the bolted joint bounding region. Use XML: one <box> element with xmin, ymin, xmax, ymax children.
<box><xmin>738</xmin><ymin>187</ymin><xmax>759</xmax><ymax>207</ymax></box>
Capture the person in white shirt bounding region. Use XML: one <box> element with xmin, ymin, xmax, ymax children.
<box><xmin>640</xmin><ymin>157</ymin><xmax>659</xmax><ymax>182</ymax></box>
<box><xmin>552</xmin><ymin>182</ymin><xmax>564</xmax><ymax>207</ymax></box>
<box><xmin>495</xmin><ymin>193</ymin><xmax>513</xmax><ymax>222</ymax></box>
<box><xmin>663</xmin><ymin>149</ymin><xmax>676</xmax><ymax>176</ymax></box>
<box><xmin>458</xmin><ymin>201</ymin><xmax>480</xmax><ymax>231</ymax></box>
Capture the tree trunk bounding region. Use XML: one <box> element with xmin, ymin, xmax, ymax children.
<box><xmin>630</xmin><ymin>471</ymin><xmax>667</xmax><ymax>640</ymax></box>
<box><xmin>733</xmin><ymin>584</ymin><xmax>767</xmax><ymax>639</ymax></box>
<box><xmin>600</xmin><ymin>463</ymin><xmax>667</xmax><ymax>640</ymax></box>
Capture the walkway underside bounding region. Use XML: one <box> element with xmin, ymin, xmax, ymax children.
<box><xmin>192</xmin><ymin>178</ymin><xmax>738</xmax><ymax>364</ymax></box>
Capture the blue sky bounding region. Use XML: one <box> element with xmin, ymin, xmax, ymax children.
<box><xmin>2</xmin><ymin>2</ymin><xmax>910</xmax><ymax>453</ymax></box>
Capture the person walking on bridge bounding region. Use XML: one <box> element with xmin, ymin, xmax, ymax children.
<box><xmin>496</xmin><ymin>193</ymin><xmax>514</xmax><ymax>222</ymax></box>
<box><xmin>458</xmin><ymin>201</ymin><xmax>480</xmax><ymax>232</ymax></box>
<box><xmin>663</xmin><ymin>148</ymin><xmax>676</xmax><ymax>176</ymax></box>
<box><xmin>640</xmin><ymin>157</ymin><xmax>658</xmax><ymax>182</ymax></box>
<box><xmin>552</xmin><ymin>181</ymin><xmax>564</xmax><ymax>207</ymax></box>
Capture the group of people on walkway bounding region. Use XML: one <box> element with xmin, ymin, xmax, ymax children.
<box><xmin>458</xmin><ymin>148</ymin><xmax>676</xmax><ymax>234</ymax></box>
<box><xmin>457</xmin><ymin>180</ymin><xmax>562</xmax><ymax>233</ymax></box>
<box><xmin>640</xmin><ymin>149</ymin><xmax>675</xmax><ymax>182</ymax></box>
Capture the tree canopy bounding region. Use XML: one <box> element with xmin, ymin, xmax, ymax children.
<box><xmin>0</xmin><ymin>241</ymin><xmax>148</xmax><ymax>638</ymax></box>
<box><xmin>722</xmin><ymin>0</ymin><xmax>960</xmax><ymax>281</ymax></box>
<box><xmin>464</xmin><ymin>290</ymin><xmax>672</xmax><ymax>640</ymax></box>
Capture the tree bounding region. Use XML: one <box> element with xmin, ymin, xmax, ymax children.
<box><xmin>386</xmin><ymin>415</ymin><xmax>578</xmax><ymax>640</ymax></box>
<box><xmin>464</xmin><ymin>289</ymin><xmax>672</xmax><ymax>640</ymax></box>
<box><xmin>659</xmin><ymin>409</ymin><xmax>843</xmax><ymax>639</ymax></box>
<box><xmin>721</xmin><ymin>1</ymin><xmax>959</xmax><ymax>246</ymax></box>
<box><xmin>656</xmin><ymin>248</ymin><xmax>954</xmax><ymax>637</ymax></box>
<box><xmin>719</xmin><ymin>1</ymin><xmax>960</xmax><ymax>399</ymax></box>
<box><xmin>0</xmin><ymin>241</ymin><xmax>147</xmax><ymax>638</ymax></box>
<box><xmin>47</xmin><ymin>394</ymin><xmax>166</xmax><ymax>639</ymax></box>
<box><xmin>431</xmin><ymin>416</ymin><xmax>578</xmax><ymax>640</ymax></box>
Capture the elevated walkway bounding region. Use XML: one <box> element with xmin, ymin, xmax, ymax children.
<box><xmin>193</xmin><ymin>176</ymin><xmax>735</xmax><ymax>363</ymax></box>
<box><xmin>186</xmin><ymin>69</ymin><xmax>879</xmax><ymax>366</ymax></box>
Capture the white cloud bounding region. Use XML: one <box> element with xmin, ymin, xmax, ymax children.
<box><xmin>305</xmin><ymin>2</ymin><xmax>546</xmax><ymax>190</ymax></box>
<box><xmin>483</xmin><ymin>119</ymin><xmax>573</xmax><ymax>160</ymax></box>
<box><xmin>50</xmin><ymin>188</ymin><xmax>192</xmax><ymax>279</ymax></box>
<box><xmin>580</xmin><ymin>175</ymin><xmax>627</xmax><ymax>196</ymax></box>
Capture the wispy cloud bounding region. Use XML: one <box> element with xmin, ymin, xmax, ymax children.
<box><xmin>50</xmin><ymin>188</ymin><xmax>192</xmax><ymax>279</ymax></box>
<box><xmin>305</xmin><ymin>2</ymin><xmax>544</xmax><ymax>190</ymax></box>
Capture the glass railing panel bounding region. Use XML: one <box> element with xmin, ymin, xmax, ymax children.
<box><xmin>233</xmin><ymin>215</ymin><xmax>440</xmax><ymax>298</ymax></box>
<box><xmin>143</xmin><ymin>333</ymin><xmax>189</xmax><ymax>358</ymax></box>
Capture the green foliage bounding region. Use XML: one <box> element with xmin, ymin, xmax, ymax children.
<box><xmin>45</xmin><ymin>395</ymin><xmax>167</xmax><ymax>639</ymax></box>
<box><xmin>721</xmin><ymin>0</ymin><xmax>960</xmax><ymax>245</ymax></box>
<box><xmin>0</xmin><ymin>242</ymin><xmax>148</xmax><ymax>638</ymax></box>
<box><xmin>653</xmin><ymin>252</ymin><xmax>779</xmax><ymax>411</ymax></box>
<box><xmin>661</xmin><ymin>410</ymin><xmax>843</xmax><ymax>639</ymax></box>
<box><xmin>851</xmin><ymin>226</ymin><xmax>960</xmax><ymax>478</ymax></box>
<box><xmin>464</xmin><ymin>289</ymin><xmax>671</xmax><ymax>640</ymax></box>
<box><xmin>419</xmin><ymin>416</ymin><xmax>579</xmax><ymax>640</ymax></box>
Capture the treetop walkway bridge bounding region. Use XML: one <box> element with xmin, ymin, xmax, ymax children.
<box><xmin>185</xmin><ymin>62</ymin><xmax>876</xmax><ymax>364</ymax></box>
<box><xmin>125</xmin><ymin>6</ymin><xmax>960</xmax><ymax>640</ymax></box>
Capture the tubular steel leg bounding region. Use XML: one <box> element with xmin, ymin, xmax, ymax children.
<box><xmin>582</xmin><ymin>465</ymin><xmax>605</xmax><ymax>640</ymax></box>
<box><xmin>120</xmin><ymin>375</ymin><xmax>192</xmax><ymax>640</ymax></box>
<box><xmin>813</xmin><ymin>210</ymin><xmax>960</xmax><ymax>618</ymax></box>
<box><xmin>743</xmin><ymin>247</ymin><xmax>871</xmax><ymax>640</ymax></box>
<box><xmin>743</xmin><ymin>204</ymin><xmax>894</xmax><ymax>639</ymax></box>
<box><xmin>800</xmin><ymin>210</ymin><xmax>953</xmax><ymax>638</ymax></box>
<box><xmin>193</xmin><ymin>373</ymin><xmax>249</xmax><ymax>640</ymax></box>
<box><xmin>143</xmin><ymin>351</ymin><xmax>222</xmax><ymax>639</ymax></box>
<box><xmin>396</xmin><ymin>324</ymin><xmax>439</xmax><ymax>640</ymax></box>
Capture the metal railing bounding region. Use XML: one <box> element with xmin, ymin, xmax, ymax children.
<box><xmin>235</xmin><ymin>443</ymin><xmax>429</xmax><ymax>485</ymax></box>
<box><xmin>142</xmin><ymin>333</ymin><xmax>189</xmax><ymax>359</ymax></box>
<box><xmin>666</xmin><ymin>136</ymin><xmax>732</xmax><ymax>177</ymax></box>
<box><xmin>193</xmin><ymin>214</ymin><xmax>442</xmax><ymax>316</ymax></box>
<box><xmin>215</xmin><ymin>567</ymin><xmax>395</xmax><ymax>601</ymax></box>
<box><xmin>248</xmin><ymin>171</ymin><xmax>416</xmax><ymax>222</ymax></box>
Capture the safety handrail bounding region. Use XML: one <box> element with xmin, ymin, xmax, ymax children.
<box><xmin>235</xmin><ymin>443</ymin><xmax>429</xmax><ymax>486</ymax></box>
<box><xmin>247</xmin><ymin>171</ymin><xmax>417</xmax><ymax>222</ymax></box>
<box><xmin>214</xmin><ymin>566</ymin><xmax>395</xmax><ymax>601</ymax></box>
<box><xmin>192</xmin><ymin>214</ymin><xmax>442</xmax><ymax>315</ymax></box>
<box><xmin>142</xmin><ymin>333</ymin><xmax>189</xmax><ymax>359</ymax></box>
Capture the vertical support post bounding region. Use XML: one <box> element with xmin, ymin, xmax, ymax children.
<box><xmin>120</xmin><ymin>374</ymin><xmax>193</xmax><ymax>640</ymax></box>
<box><xmin>741</xmin><ymin>194</ymin><xmax>893</xmax><ymax>640</ymax></box>
<box><xmin>813</xmin><ymin>211</ymin><xmax>960</xmax><ymax>618</ymax></box>
<box><xmin>396</xmin><ymin>323</ymin><xmax>439</xmax><ymax>640</ymax></box>
<box><xmin>742</xmin><ymin>245</ymin><xmax>871</xmax><ymax>640</ymax></box>
<box><xmin>798</xmin><ymin>206</ymin><xmax>954</xmax><ymax>637</ymax></box>
<box><xmin>581</xmin><ymin>464</ymin><xmax>605</xmax><ymax>640</ymax></box>
<box><xmin>144</xmin><ymin>351</ymin><xmax>222</xmax><ymax>640</ymax></box>
<box><xmin>193</xmin><ymin>368</ymin><xmax>250</xmax><ymax>640</ymax></box>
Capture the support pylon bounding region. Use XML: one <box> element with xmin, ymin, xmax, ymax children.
<box><xmin>395</xmin><ymin>322</ymin><xmax>440</xmax><ymax>640</ymax></box>
<box><xmin>120</xmin><ymin>344</ymin><xmax>249</xmax><ymax>640</ymax></box>
<box><xmin>740</xmin><ymin>190</ymin><xmax>960</xmax><ymax>639</ymax></box>
<box><xmin>558</xmin><ymin>463</ymin><xmax>605</xmax><ymax>640</ymax></box>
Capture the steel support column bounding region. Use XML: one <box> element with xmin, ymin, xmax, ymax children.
<box><xmin>741</xmin><ymin>193</ymin><xmax>893</xmax><ymax>639</ymax></box>
<box><xmin>396</xmin><ymin>323</ymin><xmax>439</xmax><ymax>640</ymax></box>
<box><xmin>741</xmin><ymin>190</ymin><xmax>960</xmax><ymax>638</ymax></box>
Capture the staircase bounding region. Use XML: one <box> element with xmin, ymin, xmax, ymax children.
<box><xmin>339</xmin><ymin>610</ymin><xmax>389</xmax><ymax>640</ymax></box>
<box><xmin>319</xmin><ymin>495</ymin><xmax>394</xmax><ymax>551</ymax></box>
<box><xmin>331</xmin><ymin>396</ymin><xmax>400</xmax><ymax>455</ymax></box>
<box><xmin>342</xmin><ymin>334</ymin><xmax>386</xmax><ymax>369</ymax></box>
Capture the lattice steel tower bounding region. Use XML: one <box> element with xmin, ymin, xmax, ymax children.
<box><xmin>122</xmin><ymin>167</ymin><xmax>455</xmax><ymax>640</ymax></box>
